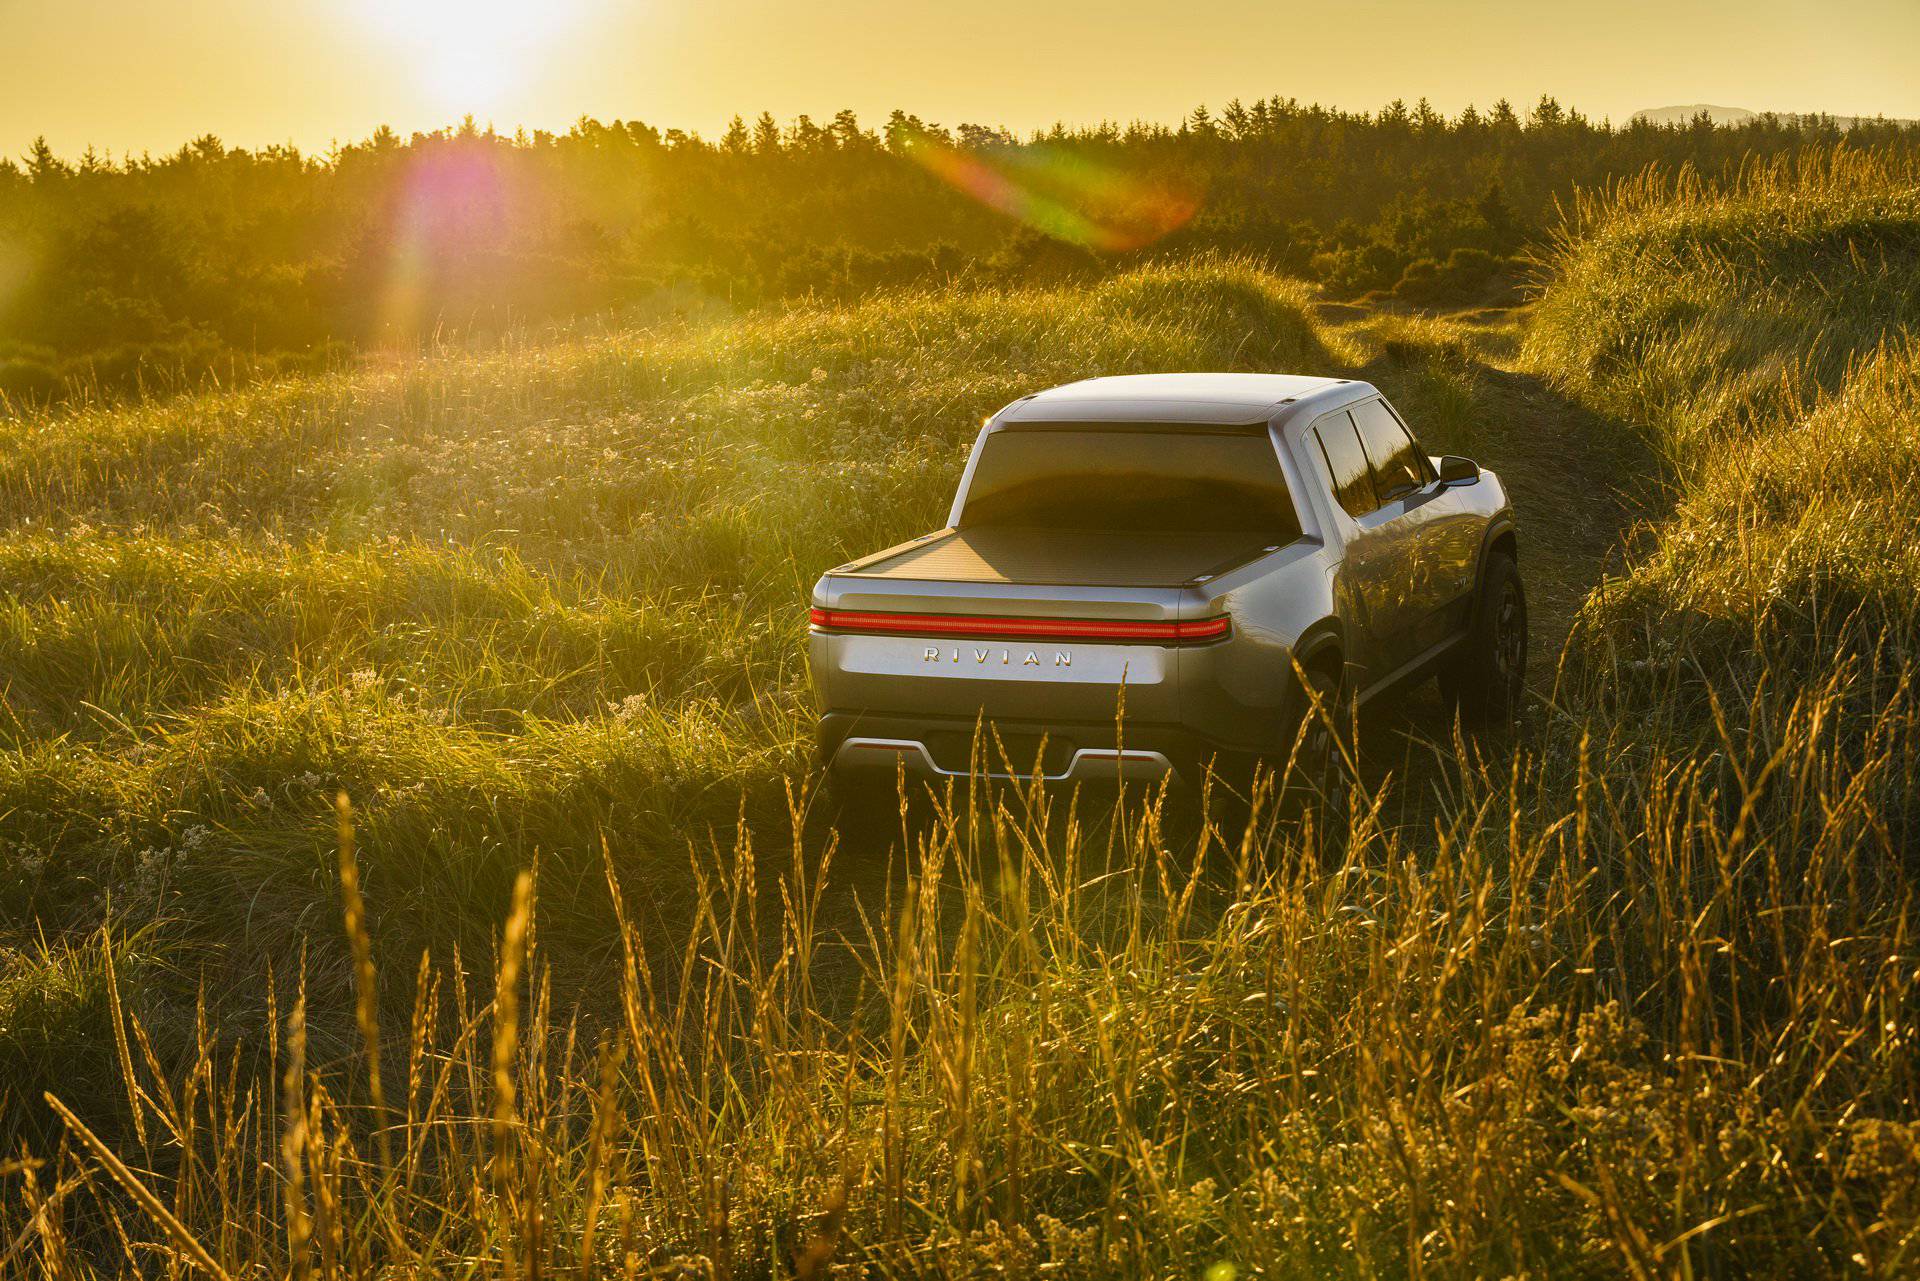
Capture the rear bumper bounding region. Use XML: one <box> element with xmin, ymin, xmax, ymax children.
<box><xmin>817</xmin><ymin>710</ymin><xmax>1254</xmax><ymax>788</ymax></box>
<box><xmin>807</xmin><ymin>554</ymin><xmax>1332</xmax><ymax>786</ymax></box>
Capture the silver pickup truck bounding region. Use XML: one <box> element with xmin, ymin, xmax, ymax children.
<box><xmin>808</xmin><ymin>373</ymin><xmax>1522</xmax><ymax>793</ymax></box>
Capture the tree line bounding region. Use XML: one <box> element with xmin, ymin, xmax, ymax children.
<box><xmin>2</xmin><ymin>96</ymin><xmax>1916</xmax><ymax>403</ymax></box>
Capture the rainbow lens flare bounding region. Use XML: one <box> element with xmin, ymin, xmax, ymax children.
<box><xmin>901</xmin><ymin>130</ymin><xmax>1199</xmax><ymax>252</ymax></box>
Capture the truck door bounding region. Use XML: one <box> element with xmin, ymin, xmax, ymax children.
<box><xmin>1375</xmin><ymin>396</ymin><xmax>1482</xmax><ymax>643</ymax></box>
<box><xmin>1311</xmin><ymin>410</ymin><xmax>1402</xmax><ymax>684</ymax></box>
<box><xmin>1350</xmin><ymin>398</ymin><xmax>1467</xmax><ymax>659</ymax></box>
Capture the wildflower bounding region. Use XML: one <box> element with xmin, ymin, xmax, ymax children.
<box><xmin>126</xmin><ymin>846</ymin><xmax>170</xmax><ymax>907</ymax></box>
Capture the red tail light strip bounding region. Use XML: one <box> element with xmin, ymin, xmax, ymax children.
<box><xmin>809</xmin><ymin>608</ymin><xmax>1230</xmax><ymax>643</ymax></box>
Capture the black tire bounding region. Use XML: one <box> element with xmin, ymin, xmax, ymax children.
<box><xmin>1284</xmin><ymin>662</ymin><xmax>1351</xmax><ymax>819</ymax></box>
<box><xmin>1439</xmin><ymin>550</ymin><xmax>1527</xmax><ymax>724</ymax></box>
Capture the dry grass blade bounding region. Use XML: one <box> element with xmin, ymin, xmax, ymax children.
<box><xmin>281</xmin><ymin>994</ymin><xmax>312</xmax><ymax>1281</ymax></box>
<box><xmin>42</xmin><ymin>1093</ymin><xmax>233</xmax><ymax>1281</ymax></box>
<box><xmin>492</xmin><ymin>870</ymin><xmax>534</xmax><ymax>1273</ymax></box>
<box><xmin>335</xmin><ymin>792</ymin><xmax>395</xmax><ymax>1171</ymax></box>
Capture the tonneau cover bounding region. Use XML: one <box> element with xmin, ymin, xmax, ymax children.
<box><xmin>851</xmin><ymin>527</ymin><xmax>1280</xmax><ymax>588</ymax></box>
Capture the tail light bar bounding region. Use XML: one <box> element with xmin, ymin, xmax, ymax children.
<box><xmin>809</xmin><ymin>608</ymin><xmax>1230</xmax><ymax>644</ymax></box>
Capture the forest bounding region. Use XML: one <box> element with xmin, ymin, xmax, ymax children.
<box><xmin>5</xmin><ymin>96</ymin><xmax>1918</xmax><ymax>403</ymax></box>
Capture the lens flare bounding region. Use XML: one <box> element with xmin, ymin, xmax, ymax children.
<box><xmin>900</xmin><ymin>130</ymin><xmax>1199</xmax><ymax>252</ymax></box>
<box><xmin>375</xmin><ymin>144</ymin><xmax>508</xmax><ymax>341</ymax></box>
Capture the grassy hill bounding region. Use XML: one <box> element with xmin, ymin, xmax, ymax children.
<box><xmin>1531</xmin><ymin>149</ymin><xmax>1920</xmax><ymax>700</ymax></box>
<box><xmin>0</xmin><ymin>258</ymin><xmax>1339</xmax><ymax>1096</ymax></box>
<box><xmin>3</xmin><ymin>152</ymin><xmax>1919</xmax><ymax>1276</ymax></box>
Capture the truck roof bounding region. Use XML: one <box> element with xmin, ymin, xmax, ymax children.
<box><xmin>1000</xmin><ymin>373</ymin><xmax>1359</xmax><ymax>425</ymax></box>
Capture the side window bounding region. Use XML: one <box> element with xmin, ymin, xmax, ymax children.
<box><xmin>1314</xmin><ymin>412</ymin><xmax>1377</xmax><ymax>519</ymax></box>
<box><xmin>1379</xmin><ymin>399</ymin><xmax>1437</xmax><ymax>485</ymax></box>
<box><xmin>1352</xmin><ymin>398</ymin><xmax>1431</xmax><ymax>504</ymax></box>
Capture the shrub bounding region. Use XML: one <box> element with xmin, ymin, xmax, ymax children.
<box><xmin>1394</xmin><ymin>247</ymin><xmax>1505</xmax><ymax>305</ymax></box>
<box><xmin>0</xmin><ymin>357</ymin><xmax>59</xmax><ymax>407</ymax></box>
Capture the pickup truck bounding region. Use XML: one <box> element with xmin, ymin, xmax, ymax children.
<box><xmin>808</xmin><ymin>373</ymin><xmax>1522</xmax><ymax>796</ymax></box>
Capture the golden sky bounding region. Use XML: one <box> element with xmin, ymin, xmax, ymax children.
<box><xmin>5</xmin><ymin>0</ymin><xmax>1918</xmax><ymax>158</ymax></box>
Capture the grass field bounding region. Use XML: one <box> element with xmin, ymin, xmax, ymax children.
<box><xmin>2</xmin><ymin>151</ymin><xmax>1919</xmax><ymax>1276</ymax></box>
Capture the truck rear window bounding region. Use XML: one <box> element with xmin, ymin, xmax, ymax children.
<box><xmin>957</xmin><ymin>427</ymin><xmax>1302</xmax><ymax>537</ymax></box>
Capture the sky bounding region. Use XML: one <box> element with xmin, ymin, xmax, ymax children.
<box><xmin>3</xmin><ymin>0</ymin><xmax>1917</xmax><ymax>160</ymax></box>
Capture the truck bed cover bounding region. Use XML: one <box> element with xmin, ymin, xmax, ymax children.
<box><xmin>846</xmin><ymin>527</ymin><xmax>1281</xmax><ymax>588</ymax></box>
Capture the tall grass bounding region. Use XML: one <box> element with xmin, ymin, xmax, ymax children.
<box><xmin>7</xmin><ymin>680</ymin><xmax>1917</xmax><ymax>1276</ymax></box>
<box><xmin>4</xmin><ymin>166</ymin><xmax>1920</xmax><ymax>1276</ymax></box>
<box><xmin>1528</xmin><ymin>148</ymin><xmax>1920</xmax><ymax>714</ymax></box>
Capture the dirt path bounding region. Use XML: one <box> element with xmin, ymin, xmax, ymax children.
<box><xmin>1338</xmin><ymin>304</ymin><xmax>1655</xmax><ymax>800</ymax></box>
<box><xmin>1464</xmin><ymin>365</ymin><xmax>1651</xmax><ymax>669</ymax></box>
<box><xmin>1360</xmin><ymin>306</ymin><xmax>1652</xmax><ymax>664</ymax></box>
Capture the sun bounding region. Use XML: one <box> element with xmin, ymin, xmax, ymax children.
<box><xmin>422</xmin><ymin>41</ymin><xmax>515</xmax><ymax>111</ymax></box>
<box><xmin>360</xmin><ymin>0</ymin><xmax>585</xmax><ymax>112</ymax></box>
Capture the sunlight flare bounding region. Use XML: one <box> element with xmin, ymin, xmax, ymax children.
<box><xmin>899</xmin><ymin>129</ymin><xmax>1198</xmax><ymax>252</ymax></box>
<box><xmin>359</xmin><ymin>0</ymin><xmax>591</xmax><ymax>111</ymax></box>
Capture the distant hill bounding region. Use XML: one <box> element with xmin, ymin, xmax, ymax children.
<box><xmin>1632</xmin><ymin>103</ymin><xmax>1918</xmax><ymax>128</ymax></box>
<box><xmin>1632</xmin><ymin>104</ymin><xmax>1758</xmax><ymax>127</ymax></box>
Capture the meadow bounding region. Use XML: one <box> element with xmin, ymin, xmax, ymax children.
<box><xmin>1</xmin><ymin>147</ymin><xmax>1918</xmax><ymax>1276</ymax></box>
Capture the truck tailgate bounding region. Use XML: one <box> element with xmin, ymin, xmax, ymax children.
<box><xmin>811</xmin><ymin>528</ymin><xmax>1289</xmax><ymax>759</ymax></box>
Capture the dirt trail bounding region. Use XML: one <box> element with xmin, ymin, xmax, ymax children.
<box><xmin>1363</xmin><ymin>306</ymin><xmax>1651</xmax><ymax>664</ymax></box>
<box><xmin>1340</xmin><ymin>304</ymin><xmax>1653</xmax><ymax>801</ymax></box>
<box><xmin>1456</xmin><ymin>357</ymin><xmax>1649</xmax><ymax>667</ymax></box>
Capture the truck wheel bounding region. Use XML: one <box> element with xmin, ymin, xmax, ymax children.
<box><xmin>1440</xmin><ymin>551</ymin><xmax>1527</xmax><ymax>724</ymax></box>
<box><xmin>1287</xmin><ymin>662</ymin><xmax>1351</xmax><ymax>819</ymax></box>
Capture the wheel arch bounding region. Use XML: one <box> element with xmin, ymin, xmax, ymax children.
<box><xmin>1291</xmin><ymin>618</ymin><xmax>1347</xmax><ymax>683</ymax></box>
<box><xmin>1476</xmin><ymin>515</ymin><xmax>1519</xmax><ymax>593</ymax></box>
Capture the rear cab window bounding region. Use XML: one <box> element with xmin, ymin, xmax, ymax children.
<box><xmin>1351</xmin><ymin>398</ymin><xmax>1434</xmax><ymax>504</ymax></box>
<box><xmin>958</xmin><ymin>425</ymin><xmax>1302</xmax><ymax>540</ymax></box>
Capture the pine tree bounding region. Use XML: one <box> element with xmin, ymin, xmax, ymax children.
<box><xmin>788</xmin><ymin>114</ymin><xmax>827</xmax><ymax>152</ymax></box>
<box><xmin>1221</xmin><ymin>98</ymin><xmax>1250</xmax><ymax>142</ymax></box>
<box><xmin>1476</xmin><ymin>180</ymin><xmax>1519</xmax><ymax>251</ymax></box>
<box><xmin>884</xmin><ymin>110</ymin><xmax>927</xmax><ymax>155</ymax></box>
<box><xmin>25</xmin><ymin>136</ymin><xmax>68</xmax><ymax>181</ymax></box>
<box><xmin>752</xmin><ymin>113</ymin><xmax>781</xmax><ymax>155</ymax></box>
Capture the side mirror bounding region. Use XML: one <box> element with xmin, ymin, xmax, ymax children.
<box><xmin>1438</xmin><ymin>455</ymin><xmax>1480</xmax><ymax>485</ymax></box>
